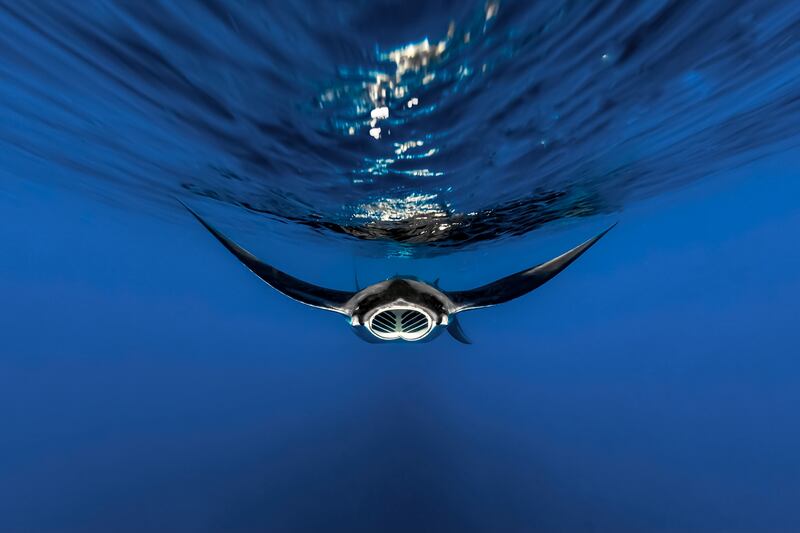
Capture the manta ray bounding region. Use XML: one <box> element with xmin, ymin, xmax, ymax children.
<box><xmin>181</xmin><ymin>202</ymin><xmax>614</xmax><ymax>344</ymax></box>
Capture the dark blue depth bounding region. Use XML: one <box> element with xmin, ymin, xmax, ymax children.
<box><xmin>1</xmin><ymin>1</ymin><xmax>799</xmax><ymax>531</ymax></box>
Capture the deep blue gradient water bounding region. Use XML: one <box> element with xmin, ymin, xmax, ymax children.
<box><xmin>1</xmin><ymin>1</ymin><xmax>800</xmax><ymax>531</ymax></box>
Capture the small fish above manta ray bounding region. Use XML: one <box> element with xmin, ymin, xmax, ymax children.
<box><xmin>180</xmin><ymin>201</ymin><xmax>615</xmax><ymax>344</ymax></box>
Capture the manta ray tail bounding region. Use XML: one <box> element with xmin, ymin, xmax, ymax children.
<box><xmin>180</xmin><ymin>200</ymin><xmax>354</xmax><ymax>314</ymax></box>
<box><xmin>447</xmin><ymin>224</ymin><xmax>616</xmax><ymax>312</ymax></box>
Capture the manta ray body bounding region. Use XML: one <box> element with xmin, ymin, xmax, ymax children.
<box><xmin>182</xmin><ymin>202</ymin><xmax>614</xmax><ymax>344</ymax></box>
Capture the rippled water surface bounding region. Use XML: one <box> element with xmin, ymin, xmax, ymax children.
<box><xmin>2</xmin><ymin>1</ymin><xmax>800</xmax><ymax>253</ymax></box>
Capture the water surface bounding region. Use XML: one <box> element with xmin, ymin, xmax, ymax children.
<box><xmin>2</xmin><ymin>0</ymin><xmax>799</xmax><ymax>252</ymax></box>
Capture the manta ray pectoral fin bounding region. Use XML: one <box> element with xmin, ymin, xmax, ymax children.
<box><xmin>446</xmin><ymin>315</ymin><xmax>472</xmax><ymax>344</ymax></box>
<box><xmin>180</xmin><ymin>201</ymin><xmax>354</xmax><ymax>315</ymax></box>
<box><xmin>447</xmin><ymin>224</ymin><xmax>616</xmax><ymax>312</ymax></box>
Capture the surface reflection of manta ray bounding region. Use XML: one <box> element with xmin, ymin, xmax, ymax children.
<box><xmin>181</xmin><ymin>202</ymin><xmax>614</xmax><ymax>344</ymax></box>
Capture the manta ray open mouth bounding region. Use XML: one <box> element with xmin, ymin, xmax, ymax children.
<box><xmin>367</xmin><ymin>306</ymin><xmax>435</xmax><ymax>341</ymax></box>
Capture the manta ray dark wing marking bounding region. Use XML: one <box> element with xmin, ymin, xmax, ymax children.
<box><xmin>181</xmin><ymin>202</ymin><xmax>354</xmax><ymax>314</ymax></box>
<box><xmin>447</xmin><ymin>224</ymin><xmax>615</xmax><ymax>312</ymax></box>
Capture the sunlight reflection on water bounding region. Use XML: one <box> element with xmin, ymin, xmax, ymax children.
<box><xmin>1</xmin><ymin>1</ymin><xmax>800</xmax><ymax>254</ymax></box>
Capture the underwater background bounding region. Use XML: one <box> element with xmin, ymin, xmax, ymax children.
<box><xmin>1</xmin><ymin>1</ymin><xmax>799</xmax><ymax>531</ymax></box>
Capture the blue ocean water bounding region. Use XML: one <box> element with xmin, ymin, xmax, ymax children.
<box><xmin>1</xmin><ymin>1</ymin><xmax>799</xmax><ymax>531</ymax></box>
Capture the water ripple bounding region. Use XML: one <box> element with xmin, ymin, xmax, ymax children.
<box><xmin>1</xmin><ymin>1</ymin><xmax>799</xmax><ymax>254</ymax></box>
